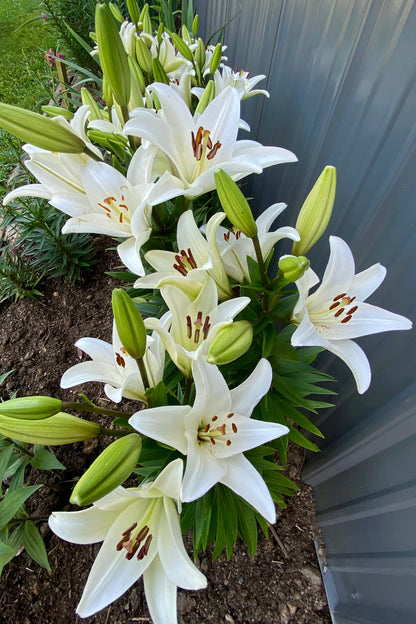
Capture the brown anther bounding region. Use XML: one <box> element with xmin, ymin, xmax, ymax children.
<box><xmin>212</xmin><ymin>415</ymin><xmax>218</xmax><ymax>421</ymax></box>
<box><xmin>207</xmin><ymin>141</ymin><xmax>221</xmax><ymax>160</ymax></box>
<box><xmin>224</xmin><ymin>231</ymin><xmax>230</xmax><ymax>242</ymax></box>
<box><xmin>126</xmin><ymin>540</ymin><xmax>140</xmax><ymax>560</ymax></box>
<box><xmin>210</xmin><ymin>438</ymin><xmax>216</xmax><ymax>445</ymax></box>
<box><xmin>116</xmin><ymin>535</ymin><xmax>130</xmax><ymax>551</ymax></box>
<box><xmin>98</xmin><ymin>202</ymin><xmax>111</xmax><ymax>213</ymax></box>
<box><xmin>226</xmin><ymin>439</ymin><xmax>232</xmax><ymax>446</ymax></box>
<box><xmin>348</xmin><ymin>305</ymin><xmax>358</xmax><ymax>315</ymax></box>
<box><xmin>329</xmin><ymin>301</ymin><xmax>340</xmax><ymax>310</ymax></box>
<box><xmin>334</xmin><ymin>308</ymin><xmax>345</xmax><ymax>318</ymax></box>
<box><xmin>232</xmin><ymin>423</ymin><xmax>238</xmax><ymax>433</ymax></box>
<box><xmin>136</xmin><ymin>525</ymin><xmax>150</xmax><ymax>542</ymax></box>
<box><xmin>341</xmin><ymin>315</ymin><xmax>352</xmax><ymax>323</ymax></box>
<box><xmin>227</xmin><ymin>412</ymin><xmax>234</xmax><ymax>418</ymax></box>
<box><xmin>202</xmin><ymin>316</ymin><xmax>211</xmax><ymax>340</ymax></box>
<box><xmin>334</xmin><ymin>293</ymin><xmax>347</xmax><ymax>301</ymax></box>
<box><xmin>119</xmin><ymin>213</ymin><xmax>123</xmax><ymax>223</ymax></box>
<box><xmin>116</xmin><ymin>352</ymin><xmax>126</xmax><ymax>368</ymax></box>
<box><xmin>119</xmin><ymin>203</ymin><xmax>128</xmax><ymax>211</ymax></box>
<box><xmin>186</xmin><ymin>315</ymin><xmax>192</xmax><ymax>339</ymax></box>
<box><xmin>204</xmin><ymin>423</ymin><xmax>210</xmax><ymax>433</ymax></box>
<box><xmin>137</xmin><ymin>534</ymin><xmax>153</xmax><ymax>560</ymax></box>
<box><xmin>122</xmin><ymin>522</ymin><xmax>138</xmax><ymax>536</ymax></box>
<box><xmin>235</xmin><ymin>230</ymin><xmax>241</xmax><ymax>239</ymax></box>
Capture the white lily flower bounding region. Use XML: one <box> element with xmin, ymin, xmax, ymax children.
<box><xmin>209</xmin><ymin>203</ymin><xmax>299</xmax><ymax>282</ymax></box>
<box><xmin>291</xmin><ymin>236</ymin><xmax>412</xmax><ymax>394</ymax></box>
<box><xmin>61</xmin><ymin>320</ymin><xmax>166</xmax><ymax>403</ymax></box>
<box><xmin>49</xmin><ymin>459</ymin><xmax>206</xmax><ymax>621</ymax></box>
<box><xmin>130</xmin><ymin>359</ymin><xmax>288</xmax><ymax>523</ymax></box>
<box><xmin>193</xmin><ymin>65</ymin><xmax>269</xmax><ymax>101</ymax></box>
<box><xmin>145</xmin><ymin>276</ymin><xmax>250</xmax><ymax>377</ymax></box>
<box><xmin>135</xmin><ymin>210</ymin><xmax>232</xmax><ymax>299</ymax></box>
<box><xmin>124</xmin><ymin>83</ymin><xmax>297</xmax><ymax>199</ymax></box>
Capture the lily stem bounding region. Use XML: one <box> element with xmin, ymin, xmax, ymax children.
<box><xmin>100</xmin><ymin>427</ymin><xmax>133</xmax><ymax>437</ymax></box>
<box><xmin>252</xmin><ymin>234</ymin><xmax>270</xmax><ymax>310</ymax></box>
<box><xmin>183</xmin><ymin>377</ymin><xmax>193</xmax><ymax>406</ymax></box>
<box><xmin>62</xmin><ymin>402</ymin><xmax>133</xmax><ymax>418</ymax></box>
<box><xmin>136</xmin><ymin>357</ymin><xmax>153</xmax><ymax>408</ymax></box>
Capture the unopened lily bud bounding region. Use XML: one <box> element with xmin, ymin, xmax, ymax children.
<box><xmin>195</xmin><ymin>80</ymin><xmax>215</xmax><ymax>114</ymax></box>
<box><xmin>126</xmin><ymin>0</ymin><xmax>140</xmax><ymax>24</ymax></box>
<box><xmin>278</xmin><ymin>255</ymin><xmax>310</xmax><ymax>282</ymax></box>
<box><xmin>192</xmin><ymin>14</ymin><xmax>199</xmax><ymax>37</ymax></box>
<box><xmin>136</xmin><ymin>37</ymin><xmax>153</xmax><ymax>73</ymax></box>
<box><xmin>0</xmin><ymin>396</ymin><xmax>62</xmax><ymax>420</ymax></box>
<box><xmin>95</xmin><ymin>2</ymin><xmax>131</xmax><ymax>107</ymax></box>
<box><xmin>139</xmin><ymin>3</ymin><xmax>152</xmax><ymax>34</ymax></box>
<box><xmin>41</xmin><ymin>105</ymin><xmax>74</xmax><ymax>120</ymax></box>
<box><xmin>102</xmin><ymin>75</ymin><xmax>114</xmax><ymax>108</ymax></box>
<box><xmin>181</xmin><ymin>24</ymin><xmax>191</xmax><ymax>44</ymax></box>
<box><xmin>70</xmin><ymin>433</ymin><xmax>142</xmax><ymax>506</ymax></box>
<box><xmin>0</xmin><ymin>103</ymin><xmax>85</xmax><ymax>153</ymax></box>
<box><xmin>81</xmin><ymin>87</ymin><xmax>105</xmax><ymax>121</ymax></box>
<box><xmin>108</xmin><ymin>1</ymin><xmax>124</xmax><ymax>22</ymax></box>
<box><xmin>0</xmin><ymin>413</ymin><xmax>100</xmax><ymax>445</ymax></box>
<box><xmin>292</xmin><ymin>166</ymin><xmax>336</xmax><ymax>256</ymax></box>
<box><xmin>195</xmin><ymin>38</ymin><xmax>206</xmax><ymax>72</ymax></box>
<box><xmin>207</xmin><ymin>321</ymin><xmax>253</xmax><ymax>365</ymax></box>
<box><xmin>214</xmin><ymin>169</ymin><xmax>258</xmax><ymax>238</ymax></box>
<box><xmin>170</xmin><ymin>32</ymin><xmax>194</xmax><ymax>62</ymax></box>
<box><xmin>112</xmin><ymin>289</ymin><xmax>147</xmax><ymax>359</ymax></box>
<box><xmin>152</xmin><ymin>58</ymin><xmax>169</xmax><ymax>84</ymax></box>
<box><xmin>128</xmin><ymin>55</ymin><xmax>146</xmax><ymax>95</ymax></box>
<box><xmin>209</xmin><ymin>42</ymin><xmax>222</xmax><ymax>75</ymax></box>
<box><xmin>88</xmin><ymin>129</ymin><xmax>128</xmax><ymax>150</ymax></box>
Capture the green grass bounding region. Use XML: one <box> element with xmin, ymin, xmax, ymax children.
<box><xmin>0</xmin><ymin>0</ymin><xmax>56</xmax><ymax>109</ymax></box>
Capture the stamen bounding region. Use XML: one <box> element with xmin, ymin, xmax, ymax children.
<box><xmin>116</xmin><ymin>352</ymin><xmax>126</xmax><ymax>368</ymax></box>
<box><xmin>204</xmin><ymin>423</ymin><xmax>210</xmax><ymax>433</ymax></box>
<box><xmin>232</xmin><ymin>423</ymin><xmax>238</xmax><ymax>433</ymax></box>
<box><xmin>334</xmin><ymin>293</ymin><xmax>347</xmax><ymax>301</ymax></box>
<box><xmin>227</xmin><ymin>440</ymin><xmax>232</xmax><ymax>446</ymax></box>
<box><xmin>224</xmin><ymin>231</ymin><xmax>230</xmax><ymax>242</ymax></box>
<box><xmin>122</xmin><ymin>522</ymin><xmax>137</xmax><ymax>536</ymax></box>
<box><xmin>227</xmin><ymin>412</ymin><xmax>234</xmax><ymax>418</ymax></box>
<box><xmin>334</xmin><ymin>308</ymin><xmax>345</xmax><ymax>318</ymax></box>
<box><xmin>348</xmin><ymin>305</ymin><xmax>358</xmax><ymax>314</ymax></box>
<box><xmin>202</xmin><ymin>316</ymin><xmax>211</xmax><ymax>340</ymax></box>
<box><xmin>137</xmin><ymin>535</ymin><xmax>153</xmax><ymax>560</ymax></box>
<box><xmin>341</xmin><ymin>315</ymin><xmax>352</xmax><ymax>323</ymax></box>
<box><xmin>329</xmin><ymin>301</ymin><xmax>340</xmax><ymax>310</ymax></box>
<box><xmin>212</xmin><ymin>415</ymin><xmax>218</xmax><ymax>421</ymax></box>
<box><xmin>210</xmin><ymin>438</ymin><xmax>216</xmax><ymax>445</ymax></box>
<box><xmin>186</xmin><ymin>315</ymin><xmax>192</xmax><ymax>339</ymax></box>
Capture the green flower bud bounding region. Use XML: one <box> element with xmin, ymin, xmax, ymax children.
<box><xmin>95</xmin><ymin>2</ymin><xmax>131</xmax><ymax>107</ymax></box>
<box><xmin>108</xmin><ymin>1</ymin><xmax>124</xmax><ymax>22</ymax></box>
<box><xmin>102</xmin><ymin>75</ymin><xmax>114</xmax><ymax>108</ymax></box>
<box><xmin>152</xmin><ymin>57</ymin><xmax>170</xmax><ymax>85</ymax></box>
<box><xmin>292</xmin><ymin>166</ymin><xmax>336</xmax><ymax>256</ymax></box>
<box><xmin>195</xmin><ymin>80</ymin><xmax>215</xmax><ymax>114</ymax></box>
<box><xmin>128</xmin><ymin>55</ymin><xmax>146</xmax><ymax>95</ymax></box>
<box><xmin>170</xmin><ymin>32</ymin><xmax>194</xmax><ymax>62</ymax></box>
<box><xmin>209</xmin><ymin>42</ymin><xmax>222</xmax><ymax>75</ymax></box>
<box><xmin>41</xmin><ymin>105</ymin><xmax>74</xmax><ymax>121</ymax></box>
<box><xmin>87</xmin><ymin>129</ymin><xmax>128</xmax><ymax>150</ymax></box>
<box><xmin>70</xmin><ymin>433</ymin><xmax>142</xmax><ymax>506</ymax></box>
<box><xmin>126</xmin><ymin>0</ymin><xmax>140</xmax><ymax>24</ymax></box>
<box><xmin>207</xmin><ymin>321</ymin><xmax>253</xmax><ymax>365</ymax></box>
<box><xmin>81</xmin><ymin>87</ymin><xmax>106</xmax><ymax>121</ymax></box>
<box><xmin>192</xmin><ymin>14</ymin><xmax>199</xmax><ymax>37</ymax></box>
<box><xmin>0</xmin><ymin>413</ymin><xmax>100</xmax><ymax>445</ymax></box>
<box><xmin>278</xmin><ymin>255</ymin><xmax>310</xmax><ymax>282</ymax></box>
<box><xmin>139</xmin><ymin>3</ymin><xmax>152</xmax><ymax>34</ymax></box>
<box><xmin>195</xmin><ymin>38</ymin><xmax>206</xmax><ymax>72</ymax></box>
<box><xmin>214</xmin><ymin>169</ymin><xmax>258</xmax><ymax>238</ymax></box>
<box><xmin>157</xmin><ymin>23</ymin><xmax>164</xmax><ymax>45</ymax></box>
<box><xmin>0</xmin><ymin>396</ymin><xmax>62</xmax><ymax>420</ymax></box>
<box><xmin>136</xmin><ymin>36</ymin><xmax>153</xmax><ymax>73</ymax></box>
<box><xmin>181</xmin><ymin>24</ymin><xmax>191</xmax><ymax>44</ymax></box>
<box><xmin>0</xmin><ymin>103</ymin><xmax>85</xmax><ymax>153</ymax></box>
<box><xmin>112</xmin><ymin>289</ymin><xmax>147</xmax><ymax>359</ymax></box>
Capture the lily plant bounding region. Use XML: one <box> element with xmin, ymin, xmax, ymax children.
<box><xmin>291</xmin><ymin>236</ymin><xmax>412</xmax><ymax>393</ymax></box>
<box><xmin>130</xmin><ymin>359</ymin><xmax>289</xmax><ymax>523</ymax></box>
<box><xmin>124</xmin><ymin>83</ymin><xmax>297</xmax><ymax>199</ymax></box>
<box><xmin>49</xmin><ymin>460</ymin><xmax>207</xmax><ymax>621</ymax></box>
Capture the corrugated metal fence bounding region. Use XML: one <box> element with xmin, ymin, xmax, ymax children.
<box><xmin>197</xmin><ymin>1</ymin><xmax>416</xmax><ymax>622</ymax></box>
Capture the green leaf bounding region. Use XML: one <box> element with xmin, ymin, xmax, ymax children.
<box><xmin>288</xmin><ymin>426</ymin><xmax>320</xmax><ymax>452</ymax></box>
<box><xmin>0</xmin><ymin>446</ymin><xmax>14</xmax><ymax>484</ymax></box>
<box><xmin>0</xmin><ymin>539</ymin><xmax>14</xmax><ymax>556</ymax></box>
<box><xmin>106</xmin><ymin>271</ymin><xmax>138</xmax><ymax>283</ymax></box>
<box><xmin>0</xmin><ymin>370</ymin><xmax>14</xmax><ymax>385</ymax></box>
<box><xmin>146</xmin><ymin>381</ymin><xmax>168</xmax><ymax>407</ymax></box>
<box><xmin>31</xmin><ymin>447</ymin><xmax>66</xmax><ymax>470</ymax></box>
<box><xmin>112</xmin><ymin>417</ymin><xmax>132</xmax><ymax>429</ymax></box>
<box><xmin>0</xmin><ymin>485</ymin><xmax>41</xmax><ymax>529</ymax></box>
<box><xmin>246</xmin><ymin>256</ymin><xmax>263</xmax><ymax>287</ymax></box>
<box><xmin>213</xmin><ymin>484</ymin><xmax>238</xmax><ymax>560</ymax></box>
<box><xmin>235</xmin><ymin>497</ymin><xmax>258</xmax><ymax>556</ymax></box>
<box><xmin>261</xmin><ymin>323</ymin><xmax>276</xmax><ymax>358</ymax></box>
<box><xmin>0</xmin><ymin>525</ymin><xmax>24</xmax><ymax>576</ymax></box>
<box><xmin>193</xmin><ymin>489</ymin><xmax>213</xmax><ymax>553</ymax></box>
<box><xmin>22</xmin><ymin>520</ymin><xmax>51</xmax><ymax>571</ymax></box>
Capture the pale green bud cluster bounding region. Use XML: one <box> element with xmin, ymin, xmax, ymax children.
<box><xmin>207</xmin><ymin>322</ymin><xmax>253</xmax><ymax>365</ymax></box>
<box><xmin>278</xmin><ymin>256</ymin><xmax>310</xmax><ymax>282</ymax></box>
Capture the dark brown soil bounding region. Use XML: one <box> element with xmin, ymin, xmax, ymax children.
<box><xmin>0</xmin><ymin>237</ymin><xmax>331</xmax><ymax>624</ymax></box>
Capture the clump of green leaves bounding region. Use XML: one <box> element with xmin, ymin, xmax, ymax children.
<box><xmin>0</xmin><ymin>245</ymin><xmax>43</xmax><ymax>303</ymax></box>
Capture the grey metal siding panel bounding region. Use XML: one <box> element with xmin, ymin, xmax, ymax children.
<box><xmin>197</xmin><ymin>1</ymin><xmax>416</xmax><ymax>622</ymax></box>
